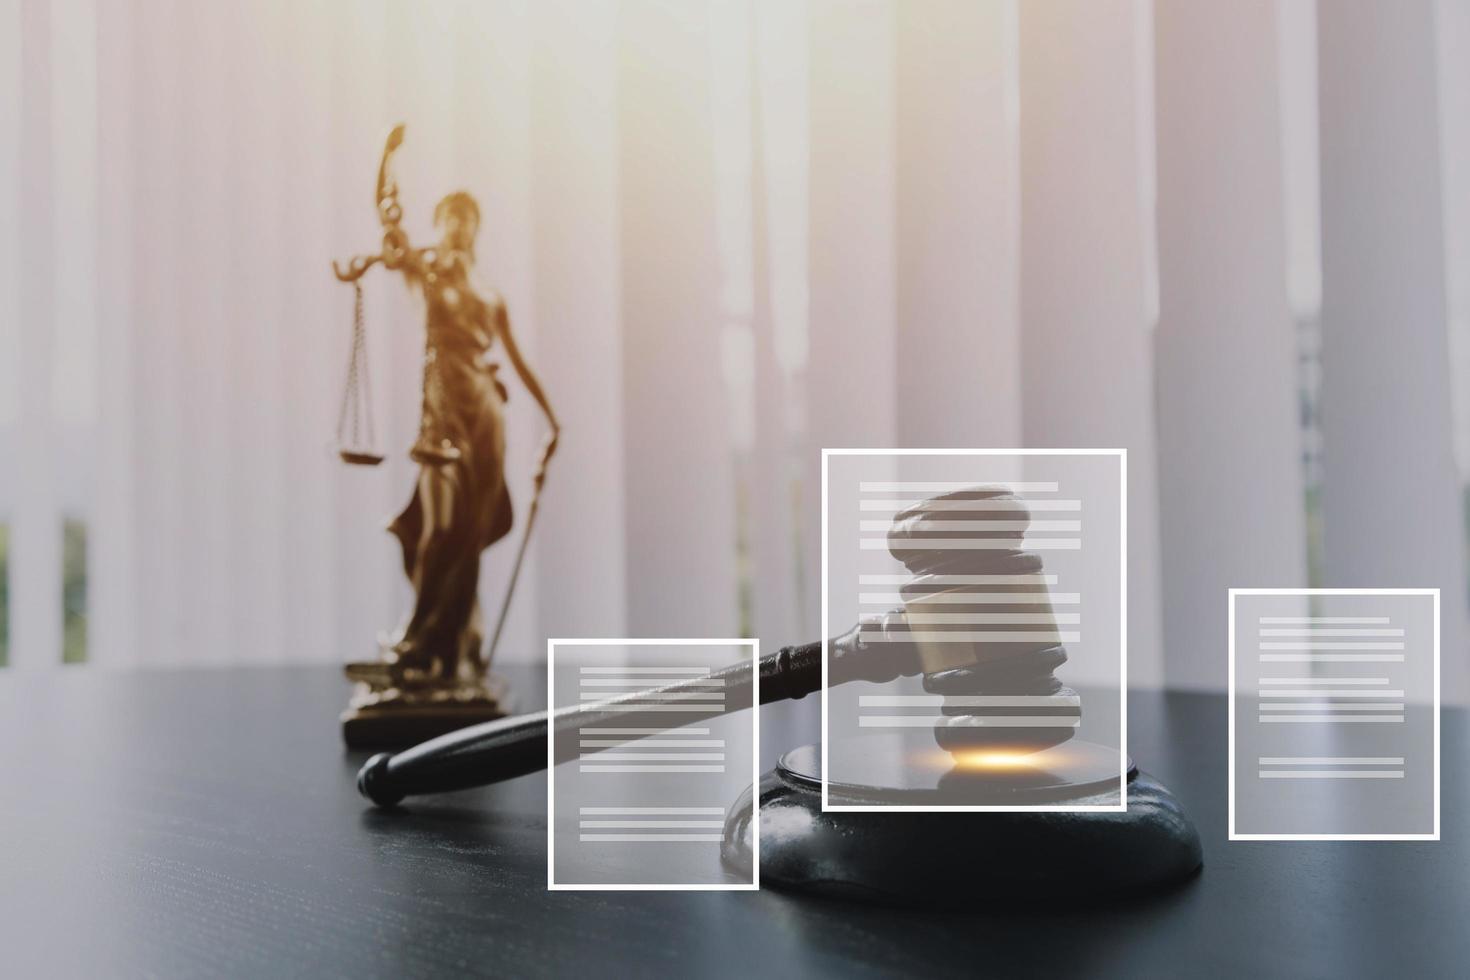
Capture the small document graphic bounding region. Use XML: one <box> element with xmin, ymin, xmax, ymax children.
<box><xmin>822</xmin><ymin>449</ymin><xmax>1126</xmax><ymax>812</ymax></box>
<box><xmin>548</xmin><ymin>639</ymin><xmax>758</xmax><ymax>890</ymax></box>
<box><xmin>1229</xmin><ymin>590</ymin><xmax>1439</xmax><ymax>840</ymax></box>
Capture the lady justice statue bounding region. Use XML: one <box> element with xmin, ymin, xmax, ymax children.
<box><xmin>333</xmin><ymin>125</ymin><xmax>559</xmax><ymax>747</ymax></box>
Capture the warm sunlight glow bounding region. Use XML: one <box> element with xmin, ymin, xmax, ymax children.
<box><xmin>951</xmin><ymin>750</ymin><xmax>1037</xmax><ymax>771</ymax></box>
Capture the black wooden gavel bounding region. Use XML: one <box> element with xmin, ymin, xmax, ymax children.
<box><xmin>358</xmin><ymin>625</ymin><xmax>903</xmax><ymax>806</ymax></box>
<box><xmin>357</xmin><ymin>486</ymin><xmax>1080</xmax><ymax>806</ymax></box>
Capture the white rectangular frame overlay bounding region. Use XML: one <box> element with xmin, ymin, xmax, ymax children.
<box><xmin>547</xmin><ymin>637</ymin><xmax>761</xmax><ymax>890</ymax></box>
<box><xmin>1228</xmin><ymin>588</ymin><xmax>1441</xmax><ymax>842</ymax></box>
<box><xmin>821</xmin><ymin>448</ymin><xmax>1129</xmax><ymax>813</ymax></box>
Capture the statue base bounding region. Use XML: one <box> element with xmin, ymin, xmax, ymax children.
<box><xmin>341</xmin><ymin>666</ymin><xmax>512</xmax><ymax>749</ymax></box>
<box><xmin>721</xmin><ymin>741</ymin><xmax>1202</xmax><ymax>906</ymax></box>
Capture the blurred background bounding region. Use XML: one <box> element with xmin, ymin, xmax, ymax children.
<box><xmin>1</xmin><ymin>0</ymin><xmax>1467</xmax><ymax>727</ymax></box>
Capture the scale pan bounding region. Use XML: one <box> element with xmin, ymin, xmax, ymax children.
<box><xmin>339</xmin><ymin>449</ymin><xmax>386</xmax><ymax>466</ymax></box>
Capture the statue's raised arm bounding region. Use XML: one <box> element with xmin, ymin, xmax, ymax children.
<box><xmin>375</xmin><ymin>124</ymin><xmax>415</xmax><ymax>272</ymax></box>
<box><xmin>333</xmin><ymin>123</ymin><xmax>421</xmax><ymax>283</ymax></box>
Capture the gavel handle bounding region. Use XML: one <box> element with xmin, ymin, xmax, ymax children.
<box><xmin>357</xmin><ymin>626</ymin><xmax>915</xmax><ymax>806</ymax></box>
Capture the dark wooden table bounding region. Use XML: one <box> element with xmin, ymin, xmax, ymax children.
<box><xmin>1</xmin><ymin>664</ymin><xmax>1465</xmax><ymax>978</ymax></box>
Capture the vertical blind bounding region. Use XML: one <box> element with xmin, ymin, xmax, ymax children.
<box><xmin>1</xmin><ymin>0</ymin><xmax>1467</xmax><ymax>701</ymax></box>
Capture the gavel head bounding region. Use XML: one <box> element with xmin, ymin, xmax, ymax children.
<box><xmin>884</xmin><ymin>485</ymin><xmax>1079</xmax><ymax>758</ymax></box>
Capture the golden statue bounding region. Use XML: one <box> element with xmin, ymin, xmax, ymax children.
<box><xmin>334</xmin><ymin>125</ymin><xmax>559</xmax><ymax>747</ymax></box>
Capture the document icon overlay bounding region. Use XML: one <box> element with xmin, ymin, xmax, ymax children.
<box><xmin>1229</xmin><ymin>590</ymin><xmax>1439</xmax><ymax>840</ymax></box>
<box><xmin>822</xmin><ymin>450</ymin><xmax>1127</xmax><ymax>812</ymax></box>
<box><xmin>547</xmin><ymin>639</ymin><xmax>759</xmax><ymax>890</ymax></box>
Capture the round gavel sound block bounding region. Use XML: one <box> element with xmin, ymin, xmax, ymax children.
<box><xmin>724</xmin><ymin>745</ymin><xmax>1202</xmax><ymax>907</ymax></box>
<box><xmin>724</xmin><ymin>485</ymin><xmax>1201</xmax><ymax>904</ymax></box>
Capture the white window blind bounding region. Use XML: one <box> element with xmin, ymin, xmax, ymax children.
<box><xmin>2</xmin><ymin>0</ymin><xmax>1466</xmax><ymax>700</ymax></box>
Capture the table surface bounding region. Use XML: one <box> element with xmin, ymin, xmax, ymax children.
<box><xmin>1</xmin><ymin>664</ymin><xmax>1465</xmax><ymax>979</ymax></box>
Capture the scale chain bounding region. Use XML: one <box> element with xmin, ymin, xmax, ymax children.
<box><xmin>336</xmin><ymin>280</ymin><xmax>377</xmax><ymax>455</ymax></box>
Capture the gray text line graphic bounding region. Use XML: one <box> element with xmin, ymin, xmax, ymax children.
<box><xmin>578</xmin><ymin>764</ymin><xmax>727</xmax><ymax>772</ymax></box>
<box><xmin>857</xmin><ymin>520</ymin><xmax>1081</xmax><ymax>533</ymax></box>
<box><xmin>580</xmin><ymin>677</ymin><xmax>725</xmax><ymax>687</ymax></box>
<box><xmin>580</xmin><ymin>692</ymin><xmax>725</xmax><ymax>701</ymax></box>
<box><xmin>593</xmin><ymin>753</ymin><xmax>725</xmax><ymax>761</ymax></box>
<box><xmin>858</xmin><ymin>716</ymin><xmax>1081</xmax><ymax>728</ymax></box>
<box><xmin>1257</xmin><ymin>771</ymin><xmax>1405</xmax><ymax>779</ymax></box>
<box><xmin>597</xmin><ymin>705</ymin><xmax>728</xmax><ymax>712</ymax></box>
<box><xmin>579</xmin><ymin>727</ymin><xmax>710</xmax><ymax>736</ymax></box>
<box><xmin>1259</xmin><ymin>642</ymin><xmax>1405</xmax><ymax>650</ymax></box>
<box><xmin>860</xmin><ymin>499</ymin><xmax>1081</xmax><ymax>512</ymax></box>
<box><xmin>860</xmin><ymin>481</ymin><xmax>1059</xmax><ymax>493</ymax></box>
<box><xmin>1257</xmin><ymin>616</ymin><xmax>1389</xmax><ymax>624</ymax></box>
<box><xmin>578</xmin><ymin>835</ymin><xmax>724</xmax><ymax>842</ymax></box>
<box><xmin>899</xmin><ymin>612</ymin><xmax>1079</xmax><ymax>624</ymax></box>
<box><xmin>578</xmin><ymin>821</ymin><xmax>725</xmax><ymax>829</ymax></box>
<box><xmin>579</xmin><ymin>807</ymin><xmax>726</xmax><ymax>815</ymax></box>
<box><xmin>580</xmin><ymin>739</ymin><xmax>724</xmax><ymax>748</ymax></box>
<box><xmin>1258</xmin><ymin>690</ymin><xmax>1404</xmax><ymax>698</ymax></box>
<box><xmin>1258</xmin><ymin>704</ymin><xmax>1404</xmax><ymax>712</ymax></box>
<box><xmin>1258</xmin><ymin>628</ymin><xmax>1404</xmax><ymax>637</ymax></box>
<box><xmin>579</xmin><ymin>666</ymin><xmax>712</xmax><ymax>674</ymax></box>
<box><xmin>1256</xmin><ymin>677</ymin><xmax>1389</xmax><ymax>685</ymax></box>
<box><xmin>859</xmin><ymin>573</ymin><xmax>1058</xmax><ymax>585</ymax></box>
<box><xmin>861</xmin><ymin>631</ymin><xmax>1079</xmax><ymax>644</ymax></box>
<box><xmin>1260</xmin><ymin>654</ymin><xmax>1405</xmax><ymax>662</ymax></box>
<box><xmin>1258</xmin><ymin>715</ymin><xmax>1404</xmax><ymax>723</ymax></box>
<box><xmin>1258</xmin><ymin>757</ymin><xmax>1404</xmax><ymax>765</ymax></box>
<box><xmin>861</xmin><ymin>538</ymin><xmax>1081</xmax><ymax>550</ymax></box>
<box><xmin>858</xmin><ymin>694</ymin><xmax>1081</xmax><ymax>707</ymax></box>
<box><xmin>860</xmin><ymin>592</ymin><xmax>1079</xmax><ymax>604</ymax></box>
